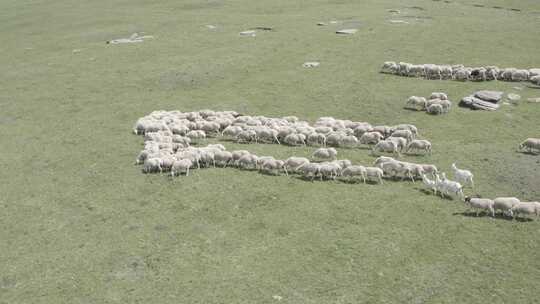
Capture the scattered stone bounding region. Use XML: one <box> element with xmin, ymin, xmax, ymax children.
<box><xmin>205</xmin><ymin>25</ymin><xmax>217</xmax><ymax>29</ymax></box>
<box><xmin>474</xmin><ymin>90</ymin><xmax>504</xmax><ymax>103</ymax></box>
<box><xmin>72</xmin><ymin>49</ymin><xmax>82</xmax><ymax>54</ymax></box>
<box><xmin>527</xmin><ymin>97</ymin><xmax>540</xmax><ymax>103</ymax></box>
<box><xmin>507</xmin><ymin>93</ymin><xmax>521</xmax><ymax>101</ymax></box>
<box><xmin>336</xmin><ymin>29</ymin><xmax>358</xmax><ymax>35</ymax></box>
<box><xmin>389</xmin><ymin>20</ymin><xmax>409</xmax><ymax>24</ymax></box>
<box><xmin>272</xmin><ymin>295</ymin><xmax>283</xmax><ymax>301</ymax></box>
<box><xmin>107</xmin><ymin>33</ymin><xmax>153</xmax><ymax>44</ymax></box>
<box><xmin>252</xmin><ymin>26</ymin><xmax>273</xmax><ymax>31</ymax></box>
<box><xmin>460</xmin><ymin>96</ymin><xmax>500</xmax><ymax>111</ymax></box>
<box><xmin>303</xmin><ymin>62</ymin><xmax>320</xmax><ymax>68</ymax></box>
<box><xmin>317</xmin><ymin>22</ymin><xmax>327</xmax><ymax>26</ymax></box>
<box><xmin>239</xmin><ymin>30</ymin><xmax>256</xmax><ymax>37</ymax></box>
<box><xmin>513</xmin><ymin>86</ymin><xmax>523</xmax><ymax>90</ymax></box>
<box><xmin>388</xmin><ymin>9</ymin><xmax>400</xmax><ymax>13</ymax></box>
<box><xmin>329</xmin><ymin>20</ymin><xmax>339</xmax><ymax>24</ymax></box>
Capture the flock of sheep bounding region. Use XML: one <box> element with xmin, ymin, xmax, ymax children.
<box><xmin>381</xmin><ymin>61</ymin><xmax>540</xmax><ymax>85</ymax></box>
<box><xmin>406</xmin><ymin>92</ymin><xmax>452</xmax><ymax>115</ymax></box>
<box><xmin>132</xmin><ymin>109</ymin><xmax>539</xmax><ymax>220</ymax></box>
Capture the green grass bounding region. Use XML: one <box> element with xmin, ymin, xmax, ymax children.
<box><xmin>1</xmin><ymin>0</ymin><xmax>540</xmax><ymax>303</ymax></box>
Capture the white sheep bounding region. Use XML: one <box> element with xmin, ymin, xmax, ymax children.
<box><xmin>171</xmin><ymin>159</ymin><xmax>193</xmax><ymax>176</ymax></box>
<box><xmin>283</xmin><ymin>133</ymin><xmax>306</xmax><ymax>146</ymax></box>
<box><xmin>284</xmin><ymin>157</ymin><xmax>310</xmax><ymax>173</ymax></box>
<box><xmin>493</xmin><ymin>197</ymin><xmax>520</xmax><ymax>217</ymax></box>
<box><xmin>214</xmin><ymin>151</ymin><xmax>233</xmax><ymax>167</ymax></box>
<box><xmin>359</xmin><ymin>131</ymin><xmax>383</xmax><ymax>145</ymax></box>
<box><xmin>365</xmin><ymin>167</ymin><xmax>384</xmax><ymax>184</ymax></box>
<box><xmin>231</xmin><ymin>150</ymin><xmax>251</xmax><ymax>166</ymax></box>
<box><xmin>238</xmin><ymin>154</ymin><xmax>259</xmax><ymax>170</ymax></box>
<box><xmin>260</xmin><ymin>159</ymin><xmax>286</xmax><ymax>175</ymax></box>
<box><xmin>430</xmin><ymin>92</ymin><xmax>448</xmax><ymax>100</ymax></box>
<box><xmin>186</xmin><ymin>130</ymin><xmax>206</xmax><ymax>141</ymax></box>
<box><xmin>341</xmin><ymin>165</ymin><xmax>367</xmax><ymax>183</ymax></box>
<box><xmin>297</xmin><ymin>162</ymin><xmax>320</xmax><ymax>181</ymax></box>
<box><xmin>406</xmin><ymin>140</ymin><xmax>432</xmax><ymax>155</ymax></box>
<box><xmin>389</xmin><ymin>129</ymin><xmax>414</xmax><ymax>142</ymax></box>
<box><xmin>518</xmin><ymin>138</ymin><xmax>540</xmax><ymax>154</ymax></box>
<box><xmin>406</xmin><ymin>96</ymin><xmax>427</xmax><ymax>110</ymax></box>
<box><xmin>142</xmin><ymin>158</ymin><xmax>162</xmax><ymax>173</ymax></box>
<box><xmin>426</xmin><ymin>103</ymin><xmax>444</xmax><ymax>115</ymax></box>
<box><xmin>464</xmin><ymin>197</ymin><xmax>495</xmax><ymax>217</ymax></box>
<box><xmin>388</xmin><ymin>137</ymin><xmax>408</xmax><ymax>152</ymax></box>
<box><xmin>312</xmin><ymin>148</ymin><xmax>337</xmax><ymax>161</ymax></box>
<box><xmin>372</xmin><ymin>140</ymin><xmax>400</xmax><ymax>157</ymax></box>
<box><xmin>451</xmin><ymin>163</ymin><xmax>474</xmax><ymax>188</ymax></box>
<box><xmin>510</xmin><ymin>202</ymin><xmax>540</xmax><ymax>220</ymax></box>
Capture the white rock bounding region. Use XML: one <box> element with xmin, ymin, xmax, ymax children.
<box><xmin>205</xmin><ymin>25</ymin><xmax>217</xmax><ymax>29</ymax></box>
<box><xmin>388</xmin><ymin>20</ymin><xmax>409</xmax><ymax>24</ymax></box>
<box><xmin>336</xmin><ymin>29</ymin><xmax>358</xmax><ymax>34</ymax></box>
<box><xmin>527</xmin><ymin>97</ymin><xmax>540</xmax><ymax>103</ymax></box>
<box><xmin>303</xmin><ymin>62</ymin><xmax>320</xmax><ymax>68</ymax></box>
<box><xmin>507</xmin><ymin>93</ymin><xmax>521</xmax><ymax>101</ymax></box>
<box><xmin>239</xmin><ymin>30</ymin><xmax>256</xmax><ymax>36</ymax></box>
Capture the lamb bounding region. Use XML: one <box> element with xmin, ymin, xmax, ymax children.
<box><xmin>171</xmin><ymin>159</ymin><xmax>193</xmax><ymax>176</ymax></box>
<box><xmin>426</xmin><ymin>103</ymin><xmax>444</xmax><ymax>115</ymax></box>
<box><xmin>406</xmin><ymin>140</ymin><xmax>432</xmax><ymax>155</ymax></box>
<box><xmin>372</xmin><ymin>140</ymin><xmax>401</xmax><ymax>157</ymax></box>
<box><xmin>421</xmin><ymin>174</ymin><xmax>438</xmax><ymax>195</ymax></box>
<box><xmin>365</xmin><ymin>167</ymin><xmax>384</xmax><ymax>184</ymax></box>
<box><xmin>435</xmin><ymin>173</ymin><xmax>464</xmax><ymax>199</ymax></box>
<box><xmin>493</xmin><ymin>197</ymin><xmax>520</xmax><ymax>217</ymax></box>
<box><xmin>510</xmin><ymin>202</ymin><xmax>540</xmax><ymax>220</ymax></box>
<box><xmin>430</xmin><ymin>92</ymin><xmax>448</xmax><ymax>100</ymax></box>
<box><xmin>312</xmin><ymin>148</ymin><xmax>338</xmax><ymax>161</ymax></box>
<box><xmin>451</xmin><ymin>163</ymin><xmax>474</xmax><ymax>188</ymax></box>
<box><xmin>406</xmin><ymin>96</ymin><xmax>427</xmax><ymax>110</ymax></box>
<box><xmin>464</xmin><ymin>197</ymin><xmax>495</xmax><ymax>217</ymax></box>
<box><xmin>518</xmin><ymin>138</ymin><xmax>540</xmax><ymax>154</ymax></box>
<box><xmin>341</xmin><ymin>165</ymin><xmax>367</xmax><ymax>183</ymax></box>
<box><xmin>284</xmin><ymin>157</ymin><xmax>310</xmax><ymax>173</ymax></box>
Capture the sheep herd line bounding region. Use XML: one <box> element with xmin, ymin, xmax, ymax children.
<box><xmin>381</xmin><ymin>61</ymin><xmax>540</xmax><ymax>85</ymax></box>
<box><xmin>133</xmin><ymin>109</ymin><xmax>540</xmax><ymax>220</ymax></box>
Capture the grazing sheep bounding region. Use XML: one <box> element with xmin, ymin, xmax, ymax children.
<box><xmin>511</xmin><ymin>69</ymin><xmax>529</xmax><ymax>81</ymax></box>
<box><xmin>406</xmin><ymin>140</ymin><xmax>432</xmax><ymax>155</ymax></box>
<box><xmin>222</xmin><ymin>125</ymin><xmax>244</xmax><ymax>138</ymax></box>
<box><xmin>435</xmin><ymin>173</ymin><xmax>464</xmax><ymax>199</ymax></box>
<box><xmin>236</xmin><ymin>130</ymin><xmax>257</xmax><ymax>143</ymax></box>
<box><xmin>389</xmin><ymin>129</ymin><xmax>414</xmax><ymax>142</ymax></box>
<box><xmin>171</xmin><ymin>159</ymin><xmax>193</xmax><ymax>176</ymax></box>
<box><xmin>186</xmin><ymin>130</ymin><xmax>206</xmax><ymax>141</ymax></box>
<box><xmin>298</xmin><ymin>162</ymin><xmax>321</xmax><ymax>180</ymax></box>
<box><xmin>425</xmin><ymin>64</ymin><xmax>442</xmax><ymax>80</ymax></box>
<box><xmin>339</xmin><ymin>135</ymin><xmax>359</xmax><ymax>148</ymax></box>
<box><xmin>283</xmin><ymin>133</ymin><xmax>306</xmax><ymax>146</ymax></box>
<box><xmin>283</xmin><ymin>157</ymin><xmax>309</xmax><ymax>174</ymax></box>
<box><xmin>430</xmin><ymin>92</ymin><xmax>448</xmax><ymax>100</ymax></box>
<box><xmin>214</xmin><ymin>151</ymin><xmax>233</xmax><ymax>167</ymax></box>
<box><xmin>451</xmin><ymin>163</ymin><xmax>474</xmax><ymax>188</ymax></box>
<box><xmin>453</xmin><ymin>68</ymin><xmax>470</xmax><ymax>81</ymax></box>
<box><xmin>493</xmin><ymin>197</ymin><xmax>520</xmax><ymax>217</ymax></box>
<box><xmin>530</xmin><ymin>75</ymin><xmax>540</xmax><ymax>85</ymax></box>
<box><xmin>421</xmin><ymin>174</ymin><xmax>438</xmax><ymax>195</ymax></box>
<box><xmin>393</xmin><ymin>124</ymin><xmax>419</xmax><ymax>137</ymax></box>
<box><xmin>426</xmin><ymin>103</ymin><xmax>444</xmax><ymax>115</ymax></box>
<box><xmin>381</xmin><ymin>61</ymin><xmax>399</xmax><ymax>74</ymax></box>
<box><xmin>365</xmin><ymin>167</ymin><xmax>384</xmax><ymax>184</ymax></box>
<box><xmin>373</xmin><ymin>140</ymin><xmax>401</xmax><ymax>156</ymax></box>
<box><xmin>319</xmin><ymin>162</ymin><xmax>341</xmax><ymax>180</ymax></box>
<box><xmin>312</xmin><ymin>148</ymin><xmax>338</xmax><ymax>161</ymax></box>
<box><xmin>260</xmin><ymin>159</ymin><xmax>286</xmax><ymax>175</ymax></box>
<box><xmin>518</xmin><ymin>138</ymin><xmax>540</xmax><ymax>153</ymax></box>
<box><xmin>510</xmin><ymin>202</ymin><xmax>540</xmax><ymax>220</ymax></box>
<box><xmin>359</xmin><ymin>132</ymin><xmax>383</xmax><ymax>145</ymax></box>
<box><xmin>406</xmin><ymin>96</ymin><xmax>427</xmax><ymax>110</ymax></box>
<box><xmin>143</xmin><ymin>158</ymin><xmax>162</xmax><ymax>173</ymax></box>
<box><xmin>238</xmin><ymin>154</ymin><xmax>259</xmax><ymax>170</ymax></box>
<box><xmin>341</xmin><ymin>165</ymin><xmax>367</xmax><ymax>183</ymax></box>
<box><xmin>307</xmin><ymin>132</ymin><xmax>327</xmax><ymax>146</ymax></box>
<box><xmin>231</xmin><ymin>150</ymin><xmax>251</xmax><ymax>166</ymax></box>
<box><xmin>388</xmin><ymin>137</ymin><xmax>408</xmax><ymax>152</ymax></box>
<box><xmin>464</xmin><ymin>197</ymin><xmax>495</xmax><ymax>217</ymax></box>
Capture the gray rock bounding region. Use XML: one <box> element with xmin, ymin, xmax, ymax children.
<box><xmin>507</xmin><ymin>93</ymin><xmax>521</xmax><ymax>101</ymax></box>
<box><xmin>474</xmin><ymin>90</ymin><xmax>504</xmax><ymax>103</ymax></box>
<box><xmin>336</xmin><ymin>29</ymin><xmax>358</xmax><ymax>34</ymax></box>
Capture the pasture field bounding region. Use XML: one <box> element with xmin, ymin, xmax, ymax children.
<box><xmin>1</xmin><ymin>0</ymin><xmax>540</xmax><ymax>303</ymax></box>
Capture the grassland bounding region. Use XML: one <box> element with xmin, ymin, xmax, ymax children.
<box><xmin>1</xmin><ymin>0</ymin><xmax>540</xmax><ymax>303</ymax></box>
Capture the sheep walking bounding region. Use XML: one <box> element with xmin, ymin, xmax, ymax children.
<box><xmin>493</xmin><ymin>197</ymin><xmax>520</xmax><ymax>217</ymax></box>
<box><xmin>464</xmin><ymin>197</ymin><xmax>495</xmax><ymax>217</ymax></box>
<box><xmin>342</xmin><ymin>165</ymin><xmax>367</xmax><ymax>183</ymax></box>
<box><xmin>312</xmin><ymin>148</ymin><xmax>337</xmax><ymax>161</ymax></box>
<box><xmin>372</xmin><ymin>140</ymin><xmax>401</xmax><ymax>157</ymax></box>
<box><xmin>451</xmin><ymin>163</ymin><xmax>474</xmax><ymax>188</ymax></box>
<box><xmin>510</xmin><ymin>202</ymin><xmax>540</xmax><ymax>220</ymax></box>
<box><xmin>406</xmin><ymin>140</ymin><xmax>432</xmax><ymax>155</ymax></box>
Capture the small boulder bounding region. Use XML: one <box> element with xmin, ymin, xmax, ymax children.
<box><xmin>336</xmin><ymin>29</ymin><xmax>358</xmax><ymax>34</ymax></box>
<box><xmin>474</xmin><ymin>90</ymin><xmax>504</xmax><ymax>103</ymax></box>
